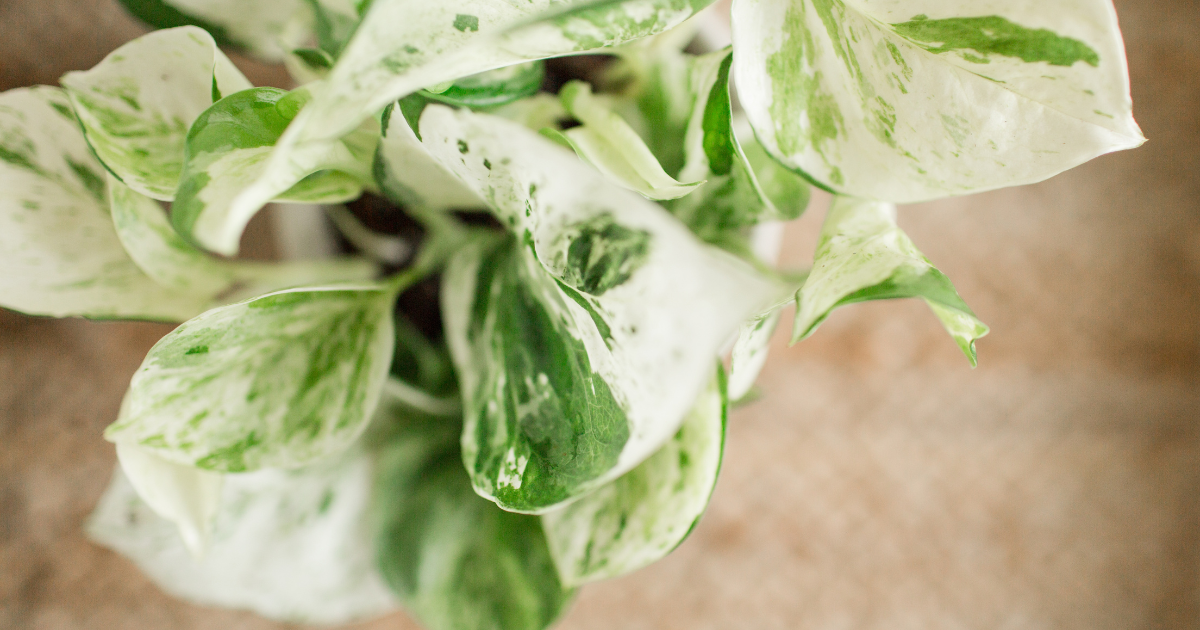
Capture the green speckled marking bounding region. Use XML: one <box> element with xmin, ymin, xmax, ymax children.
<box><xmin>559</xmin><ymin>214</ymin><xmax>652</xmax><ymax>297</ymax></box>
<box><xmin>892</xmin><ymin>15</ymin><xmax>1100</xmax><ymax>67</ymax></box>
<box><xmin>453</xmin><ymin>14</ymin><xmax>479</xmax><ymax>32</ymax></box>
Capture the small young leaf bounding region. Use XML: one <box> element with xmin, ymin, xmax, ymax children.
<box><xmin>727</xmin><ymin>308</ymin><xmax>783</xmax><ymax>402</ymax></box>
<box><xmin>0</xmin><ymin>86</ymin><xmax>208</xmax><ymax>321</ymax></box>
<box><xmin>374</xmin><ymin>103</ymin><xmax>486</xmax><ymax>212</ymax></box>
<box><xmin>794</xmin><ymin>196</ymin><xmax>989</xmax><ymax>366</ymax></box>
<box><xmin>114</xmin><ymin>442</ymin><xmax>223</xmax><ymax>559</ymax></box>
<box><xmin>732</xmin><ymin>0</ymin><xmax>1144</xmax><ymax>202</ymax></box>
<box><xmin>424</xmin><ymin>106</ymin><xmax>776</xmax><ymax>513</ymax></box>
<box><xmin>89</xmin><ymin>442</ymin><xmax>398</xmax><ymax>624</ymax></box>
<box><xmin>104</xmin><ymin>286</ymin><xmax>396</xmax><ymax>472</ymax></box>
<box><xmin>559</xmin><ymin>81</ymin><xmax>703</xmax><ymax>200</ymax></box>
<box><xmin>541</xmin><ymin>365</ymin><xmax>726</xmax><ymax>586</ymax></box>
<box><xmin>374</xmin><ymin>410</ymin><xmax>573</xmax><ymax>630</ymax></box>
<box><xmin>61</xmin><ymin>26</ymin><xmax>253</xmax><ymax>200</ymax></box>
<box><xmin>172</xmin><ymin>87</ymin><xmax>374</xmax><ymax>255</ymax></box>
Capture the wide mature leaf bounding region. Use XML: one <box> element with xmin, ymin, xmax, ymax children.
<box><xmin>794</xmin><ymin>196</ymin><xmax>989</xmax><ymax>365</ymax></box>
<box><xmin>89</xmin><ymin>442</ymin><xmax>398</xmax><ymax>624</ymax></box>
<box><xmin>114</xmin><ymin>442</ymin><xmax>223</xmax><ymax>558</ymax></box>
<box><xmin>60</xmin><ymin>27</ymin><xmax>253</xmax><ymax>200</ymax></box>
<box><xmin>109</xmin><ymin>176</ymin><xmax>375</xmax><ymax>304</ymax></box>
<box><xmin>558</xmin><ymin>80</ymin><xmax>702</xmax><ymax>200</ymax></box>
<box><xmin>118</xmin><ymin>0</ymin><xmax>312</xmax><ymax>61</ymax></box>
<box><xmin>172</xmin><ymin>87</ymin><xmax>374</xmax><ymax>255</ymax></box>
<box><xmin>374</xmin><ymin>410</ymin><xmax>573</xmax><ymax>630</ymax></box>
<box><xmin>426</xmin><ymin>106</ymin><xmax>776</xmax><ymax>512</ymax></box>
<box><xmin>541</xmin><ymin>365</ymin><xmax>726</xmax><ymax>586</ymax></box>
<box><xmin>227</xmin><ymin>0</ymin><xmax>717</xmax><ymax>248</ymax></box>
<box><xmin>732</xmin><ymin>0</ymin><xmax>1144</xmax><ymax>202</ymax></box>
<box><xmin>105</xmin><ymin>286</ymin><xmax>396</xmax><ymax>471</ymax></box>
<box><xmin>0</xmin><ymin>86</ymin><xmax>208</xmax><ymax>320</ymax></box>
<box><xmin>373</xmin><ymin>98</ymin><xmax>487</xmax><ymax>212</ymax></box>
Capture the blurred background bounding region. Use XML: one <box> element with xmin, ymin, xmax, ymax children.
<box><xmin>1</xmin><ymin>0</ymin><xmax>1197</xmax><ymax>628</ymax></box>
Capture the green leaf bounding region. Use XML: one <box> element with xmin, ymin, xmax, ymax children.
<box><xmin>793</xmin><ymin>196</ymin><xmax>988</xmax><ymax>366</ymax></box>
<box><xmin>104</xmin><ymin>286</ymin><xmax>396</xmax><ymax>472</ymax></box>
<box><xmin>422</xmin><ymin>62</ymin><xmax>547</xmax><ymax>109</ymax></box>
<box><xmin>559</xmin><ymin>81</ymin><xmax>703</xmax><ymax>200</ymax></box>
<box><xmin>60</xmin><ymin>27</ymin><xmax>253</xmax><ymax>201</ymax></box>
<box><xmin>114</xmin><ymin>442</ymin><xmax>223</xmax><ymax>558</ymax></box>
<box><xmin>89</xmin><ymin>442</ymin><xmax>399</xmax><ymax>624</ymax></box>
<box><xmin>541</xmin><ymin>364</ymin><xmax>726</xmax><ymax>586</ymax></box>
<box><xmin>374</xmin><ymin>101</ymin><xmax>486</xmax><ymax>212</ymax></box>
<box><xmin>374</xmin><ymin>409</ymin><xmax>573</xmax><ymax>630</ymax></box>
<box><xmin>228</xmin><ymin>0</ymin><xmax>718</xmax><ymax>244</ymax></box>
<box><xmin>732</xmin><ymin>0</ymin><xmax>1145</xmax><ymax>202</ymax></box>
<box><xmin>172</xmin><ymin>87</ymin><xmax>374</xmax><ymax>255</ymax></box>
<box><xmin>425</xmin><ymin>106</ymin><xmax>776</xmax><ymax>512</ymax></box>
<box><xmin>118</xmin><ymin>0</ymin><xmax>312</xmax><ymax>61</ymax></box>
<box><xmin>0</xmin><ymin>86</ymin><xmax>208</xmax><ymax>321</ymax></box>
<box><xmin>109</xmin><ymin>176</ymin><xmax>375</xmax><ymax>303</ymax></box>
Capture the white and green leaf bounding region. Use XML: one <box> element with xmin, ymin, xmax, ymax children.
<box><xmin>114</xmin><ymin>442</ymin><xmax>223</xmax><ymax>559</ymax></box>
<box><xmin>118</xmin><ymin>0</ymin><xmax>314</xmax><ymax>61</ymax></box>
<box><xmin>794</xmin><ymin>196</ymin><xmax>988</xmax><ymax>365</ymax></box>
<box><xmin>89</xmin><ymin>442</ymin><xmax>398</xmax><ymax>624</ymax></box>
<box><xmin>374</xmin><ymin>98</ymin><xmax>487</xmax><ymax>212</ymax></box>
<box><xmin>60</xmin><ymin>27</ymin><xmax>254</xmax><ymax>200</ymax></box>
<box><xmin>425</xmin><ymin>106</ymin><xmax>776</xmax><ymax>513</ymax></box>
<box><xmin>541</xmin><ymin>365</ymin><xmax>726</xmax><ymax>586</ymax></box>
<box><xmin>559</xmin><ymin>80</ymin><xmax>703</xmax><ymax>200</ymax></box>
<box><xmin>728</xmin><ymin>307</ymin><xmax>783</xmax><ymax>401</ymax></box>
<box><xmin>172</xmin><ymin>87</ymin><xmax>374</xmax><ymax>256</ymax></box>
<box><xmin>421</xmin><ymin>62</ymin><xmax>547</xmax><ymax>109</ymax></box>
<box><xmin>104</xmin><ymin>286</ymin><xmax>396</xmax><ymax>472</ymax></box>
<box><xmin>373</xmin><ymin>409</ymin><xmax>573</xmax><ymax>630</ymax></box>
<box><xmin>732</xmin><ymin>0</ymin><xmax>1145</xmax><ymax>202</ymax></box>
<box><xmin>231</xmin><ymin>0</ymin><xmax>717</xmax><ymax>249</ymax></box>
<box><xmin>109</xmin><ymin>175</ymin><xmax>375</xmax><ymax>303</ymax></box>
<box><xmin>0</xmin><ymin>86</ymin><xmax>208</xmax><ymax>321</ymax></box>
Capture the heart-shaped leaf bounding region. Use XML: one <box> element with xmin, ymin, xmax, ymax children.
<box><xmin>105</xmin><ymin>286</ymin><xmax>396</xmax><ymax>472</ymax></box>
<box><xmin>733</xmin><ymin>0</ymin><xmax>1144</xmax><ymax>202</ymax></box>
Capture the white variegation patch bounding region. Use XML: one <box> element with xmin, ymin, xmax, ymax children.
<box><xmin>0</xmin><ymin>86</ymin><xmax>208</xmax><ymax>321</ymax></box>
<box><xmin>728</xmin><ymin>308</ymin><xmax>783</xmax><ymax>401</ymax></box>
<box><xmin>115</xmin><ymin>442</ymin><xmax>223</xmax><ymax>558</ymax></box>
<box><xmin>155</xmin><ymin>0</ymin><xmax>313</xmax><ymax>61</ymax></box>
<box><xmin>109</xmin><ymin>176</ymin><xmax>375</xmax><ymax>303</ymax></box>
<box><xmin>426</xmin><ymin>106</ymin><xmax>775</xmax><ymax>512</ymax></box>
<box><xmin>541</xmin><ymin>366</ymin><xmax>725</xmax><ymax>586</ymax></box>
<box><xmin>104</xmin><ymin>286</ymin><xmax>396</xmax><ymax>472</ymax></box>
<box><xmin>61</xmin><ymin>27</ymin><xmax>253</xmax><ymax>200</ymax></box>
<box><xmin>89</xmin><ymin>443</ymin><xmax>398</xmax><ymax>624</ymax></box>
<box><xmin>232</xmin><ymin>0</ymin><xmax>716</xmax><ymax>254</ymax></box>
<box><xmin>559</xmin><ymin>81</ymin><xmax>703</xmax><ymax>200</ymax></box>
<box><xmin>733</xmin><ymin>0</ymin><xmax>1144</xmax><ymax>202</ymax></box>
<box><xmin>795</xmin><ymin>196</ymin><xmax>989</xmax><ymax>365</ymax></box>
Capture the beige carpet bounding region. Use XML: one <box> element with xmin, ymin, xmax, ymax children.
<box><xmin>1</xmin><ymin>1</ymin><xmax>1197</xmax><ymax>628</ymax></box>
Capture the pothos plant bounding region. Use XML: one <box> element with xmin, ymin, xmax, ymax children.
<box><xmin>0</xmin><ymin>0</ymin><xmax>1141</xmax><ymax>627</ymax></box>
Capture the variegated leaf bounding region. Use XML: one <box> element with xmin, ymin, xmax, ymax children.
<box><xmin>0</xmin><ymin>86</ymin><xmax>208</xmax><ymax>321</ymax></box>
<box><xmin>104</xmin><ymin>286</ymin><xmax>396</xmax><ymax>471</ymax></box>
<box><xmin>60</xmin><ymin>27</ymin><xmax>253</xmax><ymax>200</ymax></box>
<box><xmin>733</xmin><ymin>0</ymin><xmax>1145</xmax><ymax>202</ymax></box>
<box><xmin>89</xmin><ymin>442</ymin><xmax>398</xmax><ymax>624</ymax></box>
<box><xmin>422</xmin><ymin>62</ymin><xmax>546</xmax><ymax>109</ymax></box>
<box><xmin>728</xmin><ymin>308</ymin><xmax>783</xmax><ymax>401</ymax></box>
<box><xmin>374</xmin><ymin>408</ymin><xmax>572</xmax><ymax>630</ymax></box>
<box><xmin>541</xmin><ymin>365</ymin><xmax>726</xmax><ymax>586</ymax></box>
<box><xmin>172</xmin><ymin>87</ymin><xmax>374</xmax><ymax>255</ymax></box>
<box><xmin>425</xmin><ymin>106</ymin><xmax>776</xmax><ymax>513</ymax></box>
<box><xmin>794</xmin><ymin>196</ymin><xmax>989</xmax><ymax>365</ymax></box>
<box><xmin>229</xmin><ymin>0</ymin><xmax>717</xmax><ymax>248</ymax></box>
<box><xmin>118</xmin><ymin>0</ymin><xmax>313</xmax><ymax>61</ymax></box>
<box><xmin>114</xmin><ymin>442</ymin><xmax>223</xmax><ymax>558</ymax></box>
<box><xmin>559</xmin><ymin>81</ymin><xmax>703</xmax><ymax>200</ymax></box>
<box><xmin>374</xmin><ymin>98</ymin><xmax>486</xmax><ymax>212</ymax></box>
<box><xmin>109</xmin><ymin>176</ymin><xmax>375</xmax><ymax>303</ymax></box>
